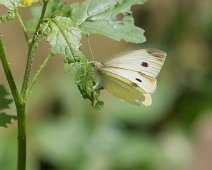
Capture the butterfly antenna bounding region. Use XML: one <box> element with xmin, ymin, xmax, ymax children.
<box><xmin>86</xmin><ymin>34</ymin><xmax>95</xmax><ymax>61</ymax></box>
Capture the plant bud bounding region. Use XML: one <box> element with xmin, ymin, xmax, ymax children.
<box><xmin>21</xmin><ymin>0</ymin><xmax>32</xmax><ymax>7</ymax></box>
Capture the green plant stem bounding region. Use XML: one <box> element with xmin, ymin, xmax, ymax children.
<box><xmin>21</xmin><ymin>0</ymin><xmax>49</xmax><ymax>100</ymax></box>
<box><xmin>17</xmin><ymin>103</ymin><xmax>26</xmax><ymax>170</ymax></box>
<box><xmin>0</xmin><ymin>36</ymin><xmax>21</xmax><ymax>106</ymax></box>
<box><xmin>26</xmin><ymin>53</ymin><xmax>53</xmax><ymax>98</ymax></box>
<box><xmin>16</xmin><ymin>12</ymin><xmax>29</xmax><ymax>43</ymax></box>
<box><xmin>0</xmin><ymin>35</ymin><xmax>26</xmax><ymax>170</ymax></box>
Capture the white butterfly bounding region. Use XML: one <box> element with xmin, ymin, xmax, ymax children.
<box><xmin>91</xmin><ymin>49</ymin><xmax>166</xmax><ymax>106</ymax></box>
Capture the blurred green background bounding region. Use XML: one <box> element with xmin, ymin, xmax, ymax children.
<box><xmin>1</xmin><ymin>0</ymin><xmax>212</xmax><ymax>170</ymax></box>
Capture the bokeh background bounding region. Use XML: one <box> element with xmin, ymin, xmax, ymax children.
<box><xmin>1</xmin><ymin>0</ymin><xmax>212</xmax><ymax>170</ymax></box>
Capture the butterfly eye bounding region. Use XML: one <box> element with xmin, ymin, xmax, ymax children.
<box><xmin>136</xmin><ymin>78</ymin><xmax>142</xmax><ymax>82</ymax></box>
<box><xmin>141</xmin><ymin>62</ymin><xmax>148</xmax><ymax>67</ymax></box>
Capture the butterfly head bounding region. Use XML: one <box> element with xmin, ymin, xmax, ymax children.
<box><xmin>89</xmin><ymin>61</ymin><xmax>104</xmax><ymax>70</ymax></box>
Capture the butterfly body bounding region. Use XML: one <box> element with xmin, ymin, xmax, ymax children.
<box><xmin>91</xmin><ymin>49</ymin><xmax>166</xmax><ymax>106</ymax></box>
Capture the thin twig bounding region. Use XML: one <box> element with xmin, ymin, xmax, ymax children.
<box><xmin>16</xmin><ymin>11</ymin><xmax>29</xmax><ymax>43</ymax></box>
<box><xmin>26</xmin><ymin>53</ymin><xmax>53</xmax><ymax>98</ymax></box>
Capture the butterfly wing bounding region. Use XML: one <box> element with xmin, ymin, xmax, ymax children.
<box><xmin>104</xmin><ymin>49</ymin><xmax>166</xmax><ymax>78</ymax></box>
<box><xmin>95</xmin><ymin>68</ymin><xmax>155</xmax><ymax>106</ymax></box>
<box><xmin>92</xmin><ymin>49</ymin><xmax>166</xmax><ymax>106</ymax></box>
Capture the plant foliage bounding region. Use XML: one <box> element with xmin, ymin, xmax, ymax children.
<box><xmin>0</xmin><ymin>85</ymin><xmax>16</xmax><ymax>127</ymax></box>
<box><xmin>0</xmin><ymin>0</ymin><xmax>147</xmax><ymax>109</ymax></box>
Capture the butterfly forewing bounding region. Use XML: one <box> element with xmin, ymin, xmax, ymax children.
<box><xmin>104</xmin><ymin>49</ymin><xmax>166</xmax><ymax>78</ymax></box>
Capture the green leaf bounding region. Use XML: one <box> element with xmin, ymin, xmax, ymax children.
<box><xmin>0</xmin><ymin>85</ymin><xmax>16</xmax><ymax>128</ymax></box>
<box><xmin>41</xmin><ymin>16</ymin><xmax>81</xmax><ymax>62</ymax></box>
<box><xmin>70</xmin><ymin>0</ymin><xmax>147</xmax><ymax>43</ymax></box>
<box><xmin>40</xmin><ymin>15</ymin><xmax>102</xmax><ymax>109</ymax></box>
<box><xmin>0</xmin><ymin>0</ymin><xmax>19</xmax><ymax>23</ymax></box>
<box><xmin>0</xmin><ymin>112</ymin><xmax>17</xmax><ymax>127</ymax></box>
<box><xmin>0</xmin><ymin>9</ymin><xmax>16</xmax><ymax>23</ymax></box>
<box><xmin>0</xmin><ymin>85</ymin><xmax>13</xmax><ymax>110</ymax></box>
<box><xmin>25</xmin><ymin>0</ymin><xmax>70</xmax><ymax>32</ymax></box>
<box><xmin>44</xmin><ymin>0</ymin><xmax>70</xmax><ymax>18</ymax></box>
<box><xmin>70</xmin><ymin>0</ymin><xmax>119</xmax><ymax>25</ymax></box>
<box><xmin>39</xmin><ymin>16</ymin><xmax>101</xmax><ymax>107</ymax></box>
<box><xmin>65</xmin><ymin>53</ymin><xmax>104</xmax><ymax>110</ymax></box>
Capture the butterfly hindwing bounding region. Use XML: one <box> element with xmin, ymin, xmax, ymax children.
<box><xmin>104</xmin><ymin>49</ymin><xmax>166</xmax><ymax>78</ymax></box>
<box><xmin>100</xmin><ymin>67</ymin><xmax>157</xmax><ymax>94</ymax></box>
<box><xmin>96</xmin><ymin>68</ymin><xmax>153</xmax><ymax>106</ymax></box>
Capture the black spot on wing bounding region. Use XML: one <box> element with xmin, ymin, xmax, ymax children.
<box><xmin>136</xmin><ymin>78</ymin><xmax>142</xmax><ymax>82</ymax></box>
<box><xmin>141</xmin><ymin>62</ymin><xmax>148</xmax><ymax>67</ymax></box>
<box><xmin>130</xmin><ymin>78</ymin><xmax>143</xmax><ymax>88</ymax></box>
